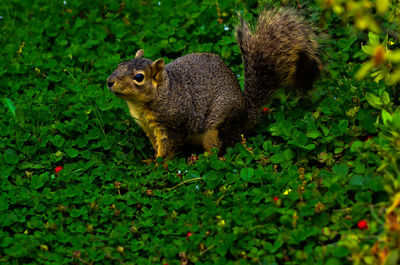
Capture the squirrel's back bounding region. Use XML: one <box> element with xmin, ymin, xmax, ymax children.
<box><xmin>154</xmin><ymin>53</ymin><xmax>245</xmax><ymax>132</ymax></box>
<box><xmin>165</xmin><ymin>53</ymin><xmax>241</xmax><ymax>97</ymax></box>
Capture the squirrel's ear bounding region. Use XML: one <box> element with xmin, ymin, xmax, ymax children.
<box><xmin>151</xmin><ymin>59</ymin><xmax>165</xmax><ymax>84</ymax></box>
<box><xmin>135</xmin><ymin>49</ymin><xmax>144</xmax><ymax>59</ymax></box>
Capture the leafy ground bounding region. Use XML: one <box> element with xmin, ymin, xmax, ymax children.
<box><xmin>1</xmin><ymin>0</ymin><xmax>399</xmax><ymax>264</ymax></box>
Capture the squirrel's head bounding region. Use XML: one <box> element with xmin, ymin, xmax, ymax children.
<box><xmin>107</xmin><ymin>49</ymin><xmax>165</xmax><ymax>103</ymax></box>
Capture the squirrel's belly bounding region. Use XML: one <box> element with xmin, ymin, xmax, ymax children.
<box><xmin>186</xmin><ymin>133</ymin><xmax>205</xmax><ymax>147</ymax></box>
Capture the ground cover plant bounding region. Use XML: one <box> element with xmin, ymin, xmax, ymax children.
<box><xmin>1</xmin><ymin>0</ymin><xmax>400</xmax><ymax>264</ymax></box>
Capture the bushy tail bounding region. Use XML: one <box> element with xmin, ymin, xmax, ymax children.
<box><xmin>236</xmin><ymin>8</ymin><xmax>321</xmax><ymax>116</ymax></box>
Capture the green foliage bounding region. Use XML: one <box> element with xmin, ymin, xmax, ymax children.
<box><xmin>0</xmin><ymin>0</ymin><xmax>398</xmax><ymax>264</ymax></box>
<box><xmin>335</xmin><ymin>108</ymin><xmax>400</xmax><ymax>265</ymax></box>
<box><xmin>320</xmin><ymin>0</ymin><xmax>400</xmax><ymax>86</ymax></box>
<box><xmin>320</xmin><ymin>0</ymin><xmax>400</xmax><ymax>264</ymax></box>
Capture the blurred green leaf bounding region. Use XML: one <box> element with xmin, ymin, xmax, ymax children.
<box><xmin>4</xmin><ymin>98</ymin><xmax>16</xmax><ymax>116</ymax></box>
<box><xmin>366</xmin><ymin>92</ymin><xmax>383</xmax><ymax>109</ymax></box>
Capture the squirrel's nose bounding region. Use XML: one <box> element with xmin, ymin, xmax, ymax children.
<box><xmin>107</xmin><ymin>81</ymin><xmax>114</xmax><ymax>89</ymax></box>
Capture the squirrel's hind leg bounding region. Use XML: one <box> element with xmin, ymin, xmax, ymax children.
<box><xmin>202</xmin><ymin>97</ymin><xmax>245</xmax><ymax>153</ymax></box>
<box><xmin>202</xmin><ymin>129</ymin><xmax>222</xmax><ymax>153</ymax></box>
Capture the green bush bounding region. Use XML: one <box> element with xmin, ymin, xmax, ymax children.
<box><xmin>0</xmin><ymin>0</ymin><xmax>399</xmax><ymax>264</ymax></box>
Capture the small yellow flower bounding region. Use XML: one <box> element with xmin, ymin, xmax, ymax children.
<box><xmin>217</xmin><ymin>219</ymin><xmax>226</xmax><ymax>227</ymax></box>
<box><xmin>283</xmin><ymin>188</ymin><xmax>292</xmax><ymax>196</ymax></box>
<box><xmin>18</xmin><ymin>41</ymin><xmax>26</xmax><ymax>54</ymax></box>
<box><xmin>40</xmin><ymin>244</ymin><xmax>48</xmax><ymax>251</ymax></box>
<box><xmin>216</xmin><ymin>215</ymin><xmax>226</xmax><ymax>227</ymax></box>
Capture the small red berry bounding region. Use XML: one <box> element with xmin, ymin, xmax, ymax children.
<box><xmin>186</xmin><ymin>232</ymin><xmax>192</xmax><ymax>238</ymax></box>
<box><xmin>263</xmin><ymin>107</ymin><xmax>270</xmax><ymax>114</ymax></box>
<box><xmin>357</xmin><ymin>220</ymin><xmax>368</xmax><ymax>230</ymax></box>
<box><xmin>273</xmin><ymin>197</ymin><xmax>279</xmax><ymax>202</ymax></box>
<box><xmin>55</xmin><ymin>166</ymin><xmax>63</xmax><ymax>175</ymax></box>
<box><xmin>364</xmin><ymin>136</ymin><xmax>373</xmax><ymax>141</ymax></box>
<box><xmin>73</xmin><ymin>250</ymin><xmax>81</xmax><ymax>259</ymax></box>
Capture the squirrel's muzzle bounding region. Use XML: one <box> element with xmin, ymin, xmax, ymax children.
<box><xmin>106</xmin><ymin>74</ymin><xmax>116</xmax><ymax>91</ymax></box>
<box><xmin>106</xmin><ymin>77</ymin><xmax>125</xmax><ymax>97</ymax></box>
<box><xmin>107</xmin><ymin>81</ymin><xmax>114</xmax><ymax>90</ymax></box>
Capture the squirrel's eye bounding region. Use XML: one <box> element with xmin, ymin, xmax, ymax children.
<box><xmin>133</xmin><ymin>73</ymin><xmax>144</xmax><ymax>82</ymax></box>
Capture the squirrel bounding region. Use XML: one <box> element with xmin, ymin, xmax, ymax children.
<box><xmin>106</xmin><ymin>8</ymin><xmax>321</xmax><ymax>158</ymax></box>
